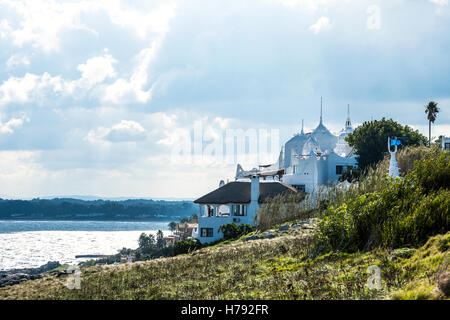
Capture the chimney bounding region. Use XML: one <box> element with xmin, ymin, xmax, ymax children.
<box><xmin>250</xmin><ymin>174</ymin><xmax>260</xmax><ymax>204</ymax></box>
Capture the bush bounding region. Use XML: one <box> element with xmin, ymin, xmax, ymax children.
<box><xmin>218</xmin><ymin>223</ymin><xmax>253</xmax><ymax>241</ymax></box>
<box><xmin>173</xmin><ymin>238</ymin><xmax>202</xmax><ymax>255</ymax></box>
<box><xmin>316</xmin><ymin>151</ymin><xmax>450</xmax><ymax>252</ymax></box>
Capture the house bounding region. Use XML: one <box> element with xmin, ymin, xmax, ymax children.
<box><xmin>174</xmin><ymin>222</ymin><xmax>198</xmax><ymax>241</ymax></box>
<box><xmin>193</xmin><ymin>101</ymin><xmax>357</xmax><ymax>243</ymax></box>
<box><xmin>277</xmin><ymin>103</ymin><xmax>357</xmax><ymax>192</ymax></box>
<box><xmin>193</xmin><ymin>176</ymin><xmax>297</xmax><ymax>243</ymax></box>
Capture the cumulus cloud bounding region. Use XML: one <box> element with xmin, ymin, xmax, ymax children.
<box><xmin>105</xmin><ymin>120</ymin><xmax>147</xmax><ymax>142</ymax></box>
<box><xmin>309</xmin><ymin>16</ymin><xmax>332</xmax><ymax>34</ymax></box>
<box><xmin>86</xmin><ymin>120</ymin><xmax>147</xmax><ymax>144</ymax></box>
<box><xmin>0</xmin><ymin>0</ymin><xmax>176</xmax><ymax>53</ymax></box>
<box><xmin>76</xmin><ymin>51</ymin><xmax>117</xmax><ymax>87</ymax></box>
<box><xmin>0</xmin><ymin>52</ymin><xmax>118</xmax><ymax>106</ymax></box>
<box><xmin>101</xmin><ymin>40</ymin><xmax>161</xmax><ymax>104</ymax></box>
<box><xmin>6</xmin><ymin>54</ymin><xmax>31</xmax><ymax>69</ymax></box>
<box><xmin>0</xmin><ymin>115</ymin><xmax>28</xmax><ymax>134</ymax></box>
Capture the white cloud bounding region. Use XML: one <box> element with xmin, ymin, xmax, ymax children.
<box><xmin>309</xmin><ymin>16</ymin><xmax>332</xmax><ymax>34</ymax></box>
<box><xmin>102</xmin><ymin>43</ymin><xmax>160</xmax><ymax>104</ymax></box>
<box><xmin>429</xmin><ymin>0</ymin><xmax>448</xmax><ymax>6</ymax></box>
<box><xmin>0</xmin><ymin>72</ymin><xmax>65</xmax><ymax>106</ymax></box>
<box><xmin>0</xmin><ymin>0</ymin><xmax>99</xmax><ymax>52</ymax></box>
<box><xmin>102</xmin><ymin>0</ymin><xmax>177</xmax><ymax>39</ymax></box>
<box><xmin>6</xmin><ymin>54</ymin><xmax>31</xmax><ymax>69</ymax></box>
<box><xmin>105</xmin><ymin>120</ymin><xmax>147</xmax><ymax>142</ymax></box>
<box><xmin>76</xmin><ymin>52</ymin><xmax>117</xmax><ymax>88</ymax></box>
<box><xmin>0</xmin><ymin>0</ymin><xmax>176</xmax><ymax>53</ymax></box>
<box><xmin>0</xmin><ymin>115</ymin><xmax>28</xmax><ymax>134</ymax></box>
<box><xmin>0</xmin><ymin>53</ymin><xmax>118</xmax><ymax>106</ymax></box>
<box><xmin>86</xmin><ymin>120</ymin><xmax>147</xmax><ymax>144</ymax></box>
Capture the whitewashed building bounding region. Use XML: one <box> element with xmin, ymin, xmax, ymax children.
<box><xmin>279</xmin><ymin>104</ymin><xmax>357</xmax><ymax>192</ymax></box>
<box><xmin>193</xmin><ymin>176</ymin><xmax>297</xmax><ymax>243</ymax></box>
<box><xmin>194</xmin><ymin>103</ymin><xmax>358</xmax><ymax>243</ymax></box>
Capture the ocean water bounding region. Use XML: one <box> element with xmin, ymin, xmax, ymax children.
<box><xmin>0</xmin><ymin>220</ymin><xmax>172</xmax><ymax>271</ymax></box>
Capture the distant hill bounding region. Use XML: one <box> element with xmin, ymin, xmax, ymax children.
<box><xmin>0</xmin><ymin>198</ymin><xmax>197</xmax><ymax>221</ymax></box>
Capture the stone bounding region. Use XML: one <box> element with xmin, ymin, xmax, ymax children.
<box><xmin>278</xmin><ymin>224</ymin><xmax>290</xmax><ymax>232</ymax></box>
<box><xmin>264</xmin><ymin>232</ymin><xmax>275</xmax><ymax>239</ymax></box>
<box><xmin>243</xmin><ymin>235</ymin><xmax>259</xmax><ymax>242</ymax></box>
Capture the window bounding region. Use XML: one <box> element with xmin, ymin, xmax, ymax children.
<box><xmin>206</xmin><ymin>205</ymin><xmax>215</xmax><ymax>217</ymax></box>
<box><xmin>201</xmin><ymin>228</ymin><xmax>213</xmax><ymax>237</ymax></box>
<box><xmin>336</xmin><ymin>165</ymin><xmax>343</xmax><ymax>175</ymax></box>
<box><xmin>292</xmin><ymin>184</ymin><xmax>306</xmax><ymax>192</ymax></box>
<box><xmin>445</xmin><ymin>143</ymin><xmax>450</xmax><ymax>151</ymax></box>
<box><xmin>293</xmin><ymin>165</ymin><xmax>299</xmax><ymax>174</ymax></box>
<box><xmin>232</xmin><ymin>204</ymin><xmax>247</xmax><ymax>216</ymax></box>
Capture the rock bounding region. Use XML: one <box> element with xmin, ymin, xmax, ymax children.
<box><xmin>278</xmin><ymin>224</ymin><xmax>290</xmax><ymax>232</ymax></box>
<box><xmin>243</xmin><ymin>234</ymin><xmax>259</xmax><ymax>242</ymax></box>
<box><xmin>437</xmin><ymin>271</ymin><xmax>450</xmax><ymax>296</ymax></box>
<box><xmin>264</xmin><ymin>232</ymin><xmax>275</xmax><ymax>239</ymax></box>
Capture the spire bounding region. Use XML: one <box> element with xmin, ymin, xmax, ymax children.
<box><xmin>320</xmin><ymin>96</ymin><xmax>323</xmax><ymax>125</ymax></box>
<box><xmin>345</xmin><ymin>104</ymin><xmax>352</xmax><ymax>128</ymax></box>
<box><xmin>301</xmin><ymin>119</ymin><xmax>304</xmax><ymax>134</ymax></box>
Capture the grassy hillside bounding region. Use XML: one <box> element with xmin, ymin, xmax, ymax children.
<box><xmin>0</xmin><ymin>228</ymin><xmax>448</xmax><ymax>300</ymax></box>
<box><xmin>0</xmin><ymin>146</ymin><xmax>448</xmax><ymax>300</ymax></box>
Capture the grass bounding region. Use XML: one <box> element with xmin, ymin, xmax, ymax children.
<box><xmin>1</xmin><ymin>229</ymin><xmax>448</xmax><ymax>300</ymax></box>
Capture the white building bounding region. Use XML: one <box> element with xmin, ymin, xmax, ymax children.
<box><xmin>279</xmin><ymin>104</ymin><xmax>357</xmax><ymax>192</ymax></box>
<box><xmin>194</xmin><ymin>102</ymin><xmax>357</xmax><ymax>243</ymax></box>
<box><xmin>193</xmin><ymin>176</ymin><xmax>297</xmax><ymax>243</ymax></box>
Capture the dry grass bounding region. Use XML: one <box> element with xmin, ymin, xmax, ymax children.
<box><xmin>1</xmin><ymin>230</ymin><xmax>447</xmax><ymax>300</ymax></box>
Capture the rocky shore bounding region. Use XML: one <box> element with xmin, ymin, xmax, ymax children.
<box><xmin>0</xmin><ymin>261</ymin><xmax>61</xmax><ymax>288</ymax></box>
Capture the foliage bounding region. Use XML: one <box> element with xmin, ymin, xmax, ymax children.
<box><xmin>346</xmin><ymin>118</ymin><xmax>428</xmax><ymax>169</ymax></box>
<box><xmin>218</xmin><ymin>223</ymin><xmax>253</xmax><ymax>241</ymax></box>
<box><xmin>168</xmin><ymin>222</ymin><xmax>177</xmax><ymax>232</ymax></box>
<box><xmin>173</xmin><ymin>238</ymin><xmax>202</xmax><ymax>255</ymax></box>
<box><xmin>2</xmin><ymin>229</ymin><xmax>447</xmax><ymax>300</ymax></box>
<box><xmin>138</xmin><ymin>233</ymin><xmax>156</xmax><ymax>254</ymax></box>
<box><xmin>256</xmin><ymin>192</ymin><xmax>308</xmax><ymax>231</ymax></box>
<box><xmin>0</xmin><ymin>198</ymin><xmax>196</xmax><ymax>220</ymax></box>
<box><xmin>316</xmin><ymin>152</ymin><xmax>450</xmax><ymax>252</ymax></box>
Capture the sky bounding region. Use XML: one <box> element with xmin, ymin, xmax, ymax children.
<box><xmin>0</xmin><ymin>0</ymin><xmax>449</xmax><ymax>199</ymax></box>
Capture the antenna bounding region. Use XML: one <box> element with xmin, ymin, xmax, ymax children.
<box><xmin>301</xmin><ymin>119</ymin><xmax>304</xmax><ymax>134</ymax></box>
<box><xmin>345</xmin><ymin>104</ymin><xmax>351</xmax><ymax>128</ymax></box>
<box><xmin>320</xmin><ymin>97</ymin><xmax>323</xmax><ymax>124</ymax></box>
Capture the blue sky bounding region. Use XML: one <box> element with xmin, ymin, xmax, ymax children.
<box><xmin>0</xmin><ymin>0</ymin><xmax>449</xmax><ymax>199</ymax></box>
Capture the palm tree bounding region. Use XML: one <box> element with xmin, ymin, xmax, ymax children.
<box><xmin>425</xmin><ymin>101</ymin><xmax>439</xmax><ymax>146</ymax></box>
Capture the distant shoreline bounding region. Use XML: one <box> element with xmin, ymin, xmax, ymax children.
<box><xmin>0</xmin><ymin>217</ymin><xmax>177</xmax><ymax>222</ymax></box>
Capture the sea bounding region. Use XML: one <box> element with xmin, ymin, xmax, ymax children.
<box><xmin>0</xmin><ymin>220</ymin><xmax>172</xmax><ymax>271</ymax></box>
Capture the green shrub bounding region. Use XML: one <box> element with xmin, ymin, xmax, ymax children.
<box><xmin>316</xmin><ymin>151</ymin><xmax>450</xmax><ymax>252</ymax></box>
<box><xmin>173</xmin><ymin>238</ymin><xmax>202</xmax><ymax>255</ymax></box>
<box><xmin>218</xmin><ymin>223</ymin><xmax>253</xmax><ymax>241</ymax></box>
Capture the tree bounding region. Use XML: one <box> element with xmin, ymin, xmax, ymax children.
<box><xmin>168</xmin><ymin>221</ymin><xmax>177</xmax><ymax>234</ymax></box>
<box><xmin>138</xmin><ymin>233</ymin><xmax>156</xmax><ymax>253</ymax></box>
<box><xmin>189</xmin><ymin>213</ymin><xmax>198</xmax><ymax>223</ymax></box>
<box><xmin>156</xmin><ymin>230</ymin><xmax>165</xmax><ymax>249</ymax></box>
<box><xmin>425</xmin><ymin>101</ymin><xmax>440</xmax><ymax>146</ymax></box>
<box><xmin>346</xmin><ymin>118</ymin><xmax>428</xmax><ymax>169</ymax></box>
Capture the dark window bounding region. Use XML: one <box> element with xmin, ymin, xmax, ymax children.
<box><xmin>336</xmin><ymin>165</ymin><xmax>343</xmax><ymax>175</ymax></box>
<box><xmin>201</xmin><ymin>228</ymin><xmax>213</xmax><ymax>237</ymax></box>
<box><xmin>445</xmin><ymin>143</ymin><xmax>450</xmax><ymax>150</ymax></box>
<box><xmin>292</xmin><ymin>184</ymin><xmax>306</xmax><ymax>192</ymax></box>
<box><xmin>207</xmin><ymin>205</ymin><xmax>215</xmax><ymax>217</ymax></box>
<box><xmin>232</xmin><ymin>204</ymin><xmax>246</xmax><ymax>216</ymax></box>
